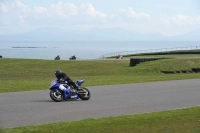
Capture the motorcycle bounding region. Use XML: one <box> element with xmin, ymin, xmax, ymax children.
<box><xmin>49</xmin><ymin>79</ymin><xmax>91</xmax><ymax>102</ymax></box>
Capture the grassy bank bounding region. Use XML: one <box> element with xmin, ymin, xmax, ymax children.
<box><xmin>1</xmin><ymin>58</ymin><xmax>200</xmax><ymax>132</ymax></box>
<box><xmin>1</xmin><ymin>58</ymin><xmax>200</xmax><ymax>93</ymax></box>
<box><xmin>1</xmin><ymin>106</ymin><xmax>200</xmax><ymax>133</ymax></box>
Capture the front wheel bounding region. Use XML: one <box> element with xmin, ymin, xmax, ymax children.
<box><xmin>78</xmin><ymin>87</ymin><xmax>91</xmax><ymax>100</ymax></box>
<box><xmin>49</xmin><ymin>89</ymin><xmax>63</xmax><ymax>102</ymax></box>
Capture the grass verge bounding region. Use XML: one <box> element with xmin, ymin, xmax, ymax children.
<box><xmin>1</xmin><ymin>106</ymin><xmax>200</xmax><ymax>133</ymax></box>
<box><xmin>1</xmin><ymin>58</ymin><xmax>200</xmax><ymax>93</ymax></box>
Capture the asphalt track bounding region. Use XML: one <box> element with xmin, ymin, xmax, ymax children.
<box><xmin>0</xmin><ymin>79</ymin><xmax>199</xmax><ymax>128</ymax></box>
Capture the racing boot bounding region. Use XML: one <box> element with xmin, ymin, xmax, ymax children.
<box><xmin>75</xmin><ymin>85</ymin><xmax>80</xmax><ymax>93</ymax></box>
<box><xmin>70</xmin><ymin>87</ymin><xmax>78</xmax><ymax>94</ymax></box>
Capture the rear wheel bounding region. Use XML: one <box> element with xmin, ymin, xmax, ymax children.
<box><xmin>78</xmin><ymin>87</ymin><xmax>91</xmax><ymax>100</ymax></box>
<box><xmin>49</xmin><ymin>89</ymin><xmax>63</xmax><ymax>102</ymax></box>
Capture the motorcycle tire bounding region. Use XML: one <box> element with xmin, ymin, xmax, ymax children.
<box><xmin>78</xmin><ymin>87</ymin><xmax>91</xmax><ymax>100</ymax></box>
<box><xmin>49</xmin><ymin>89</ymin><xmax>63</xmax><ymax>102</ymax></box>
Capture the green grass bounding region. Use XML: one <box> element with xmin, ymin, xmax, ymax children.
<box><xmin>1</xmin><ymin>58</ymin><xmax>200</xmax><ymax>93</ymax></box>
<box><xmin>1</xmin><ymin>106</ymin><xmax>200</xmax><ymax>133</ymax></box>
<box><xmin>1</xmin><ymin>57</ymin><xmax>200</xmax><ymax>132</ymax></box>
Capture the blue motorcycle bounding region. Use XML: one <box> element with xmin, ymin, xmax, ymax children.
<box><xmin>49</xmin><ymin>79</ymin><xmax>91</xmax><ymax>102</ymax></box>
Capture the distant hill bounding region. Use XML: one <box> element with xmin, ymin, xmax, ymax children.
<box><xmin>0</xmin><ymin>27</ymin><xmax>199</xmax><ymax>41</ymax></box>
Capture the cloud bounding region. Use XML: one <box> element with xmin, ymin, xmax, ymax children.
<box><xmin>34</xmin><ymin>6</ymin><xmax>48</xmax><ymax>14</ymax></box>
<box><xmin>80</xmin><ymin>3</ymin><xmax>107</xmax><ymax>19</ymax></box>
<box><xmin>0</xmin><ymin>2</ymin><xmax>7</xmax><ymax>13</ymax></box>
<box><xmin>1</xmin><ymin>0</ymin><xmax>28</xmax><ymax>14</ymax></box>
<box><xmin>50</xmin><ymin>2</ymin><xmax>78</xmax><ymax>17</ymax></box>
<box><xmin>1</xmin><ymin>1</ymin><xmax>200</xmax><ymax>36</ymax></box>
<box><xmin>172</xmin><ymin>14</ymin><xmax>200</xmax><ymax>26</ymax></box>
<box><xmin>117</xmin><ymin>7</ymin><xmax>151</xmax><ymax>19</ymax></box>
<box><xmin>32</xmin><ymin>2</ymin><xmax>107</xmax><ymax>26</ymax></box>
<box><xmin>0</xmin><ymin>1</ymin><xmax>29</xmax><ymax>26</ymax></box>
<box><xmin>157</xmin><ymin>14</ymin><xmax>200</xmax><ymax>27</ymax></box>
<box><xmin>11</xmin><ymin>0</ymin><xmax>28</xmax><ymax>12</ymax></box>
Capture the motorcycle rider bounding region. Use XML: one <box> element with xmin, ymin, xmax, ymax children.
<box><xmin>55</xmin><ymin>69</ymin><xmax>78</xmax><ymax>96</ymax></box>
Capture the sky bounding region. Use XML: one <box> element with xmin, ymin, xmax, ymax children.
<box><xmin>0</xmin><ymin>0</ymin><xmax>200</xmax><ymax>36</ymax></box>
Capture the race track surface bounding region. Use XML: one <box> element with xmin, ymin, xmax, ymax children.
<box><xmin>0</xmin><ymin>79</ymin><xmax>199</xmax><ymax>128</ymax></box>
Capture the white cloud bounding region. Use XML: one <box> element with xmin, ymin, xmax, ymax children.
<box><xmin>34</xmin><ymin>7</ymin><xmax>48</xmax><ymax>14</ymax></box>
<box><xmin>0</xmin><ymin>1</ymin><xmax>29</xmax><ymax>27</ymax></box>
<box><xmin>0</xmin><ymin>2</ymin><xmax>7</xmax><ymax>13</ymax></box>
<box><xmin>11</xmin><ymin>0</ymin><xmax>28</xmax><ymax>12</ymax></box>
<box><xmin>157</xmin><ymin>14</ymin><xmax>200</xmax><ymax>27</ymax></box>
<box><xmin>117</xmin><ymin>7</ymin><xmax>151</xmax><ymax>19</ymax></box>
<box><xmin>172</xmin><ymin>14</ymin><xmax>198</xmax><ymax>26</ymax></box>
<box><xmin>80</xmin><ymin>3</ymin><xmax>107</xmax><ymax>19</ymax></box>
<box><xmin>1</xmin><ymin>1</ymin><xmax>200</xmax><ymax>36</ymax></box>
<box><xmin>50</xmin><ymin>2</ymin><xmax>78</xmax><ymax>17</ymax></box>
<box><xmin>16</xmin><ymin>1</ymin><xmax>27</xmax><ymax>8</ymax></box>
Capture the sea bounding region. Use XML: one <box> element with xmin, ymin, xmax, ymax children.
<box><xmin>0</xmin><ymin>41</ymin><xmax>200</xmax><ymax>60</ymax></box>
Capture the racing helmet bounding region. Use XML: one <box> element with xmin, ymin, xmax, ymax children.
<box><xmin>55</xmin><ymin>69</ymin><xmax>62</xmax><ymax>77</ymax></box>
